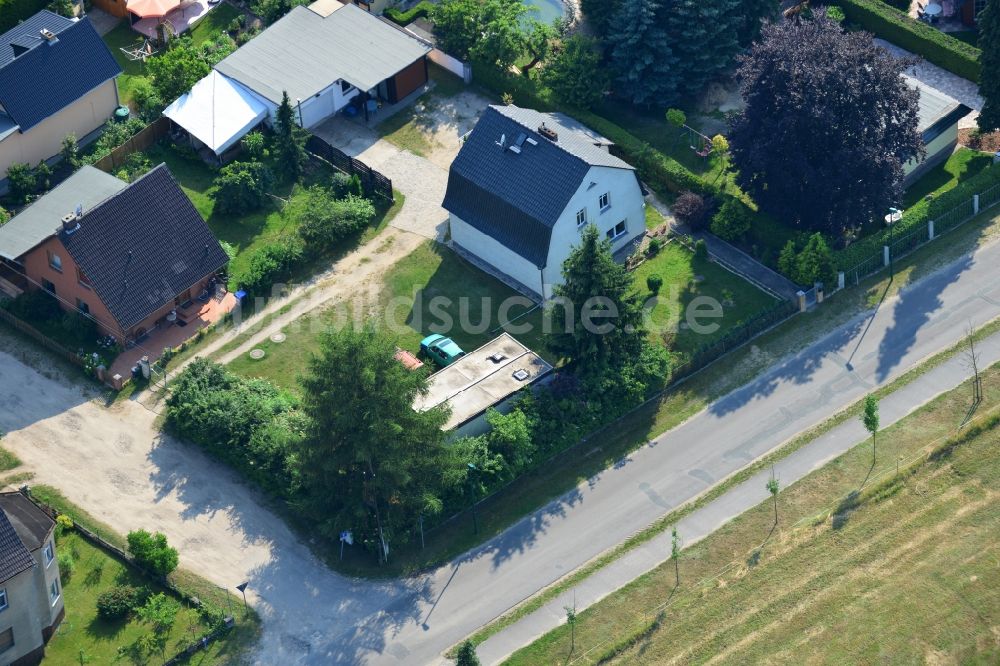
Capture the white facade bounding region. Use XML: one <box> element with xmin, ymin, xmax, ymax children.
<box><xmin>450</xmin><ymin>164</ymin><xmax>646</xmax><ymax>299</ymax></box>
<box><xmin>294</xmin><ymin>79</ymin><xmax>361</xmax><ymax>128</ymax></box>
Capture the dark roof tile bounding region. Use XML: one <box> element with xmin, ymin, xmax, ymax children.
<box><xmin>61</xmin><ymin>164</ymin><xmax>229</xmax><ymax>332</ymax></box>
<box><xmin>0</xmin><ymin>14</ymin><xmax>121</xmax><ymax>130</ymax></box>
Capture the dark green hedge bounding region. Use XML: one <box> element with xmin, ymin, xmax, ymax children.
<box><xmin>384</xmin><ymin>0</ymin><xmax>434</xmax><ymax>26</ymax></box>
<box><xmin>0</xmin><ymin>0</ymin><xmax>48</xmax><ymax>32</ymax></box>
<box><xmin>836</xmin><ymin>163</ymin><xmax>1000</xmax><ymax>268</ymax></box>
<box><xmin>836</xmin><ymin>0</ymin><xmax>981</xmax><ymax>82</ymax></box>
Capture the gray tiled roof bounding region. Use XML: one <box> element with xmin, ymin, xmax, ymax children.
<box><xmin>214</xmin><ymin>4</ymin><xmax>430</xmax><ymax>105</ymax></box>
<box><xmin>904</xmin><ymin>74</ymin><xmax>962</xmax><ymax>133</ymax></box>
<box><xmin>0</xmin><ymin>14</ymin><xmax>121</xmax><ymax>131</ymax></box>
<box><xmin>0</xmin><ymin>493</ymin><xmax>49</xmax><ymax>585</ymax></box>
<box><xmin>442</xmin><ymin>106</ymin><xmax>633</xmax><ymax>268</ymax></box>
<box><xmin>0</xmin><ymin>10</ymin><xmax>73</xmax><ymax>67</ymax></box>
<box><xmin>60</xmin><ymin>164</ymin><xmax>230</xmax><ymax>331</ymax></box>
<box><xmin>0</xmin><ymin>166</ymin><xmax>128</xmax><ymax>261</ymax></box>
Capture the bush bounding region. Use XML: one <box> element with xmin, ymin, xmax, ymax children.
<box><xmin>85</xmin><ymin>118</ymin><xmax>146</xmax><ymax>164</ymax></box>
<box><xmin>242</xmin><ymin>131</ymin><xmax>267</xmax><ymax>160</ymax></box>
<box><xmin>826</xmin><ymin>5</ymin><xmax>846</xmax><ymax>22</ymax></box>
<box><xmin>293</xmin><ymin>188</ymin><xmax>376</xmax><ymax>252</ymax></box>
<box><xmin>60</xmin><ymin>134</ymin><xmax>80</xmax><ymax>170</ymax></box>
<box><xmin>666</xmin><ymin>108</ymin><xmax>686</xmax><ymax>128</ymax></box>
<box><xmin>234</xmin><ymin>235</ymin><xmax>305</xmax><ymax>296</ymax></box>
<box><xmin>54</xmin><ymin>514</ymin><xmax>73</xmax><ymax>538</ymax></box>
<box><xmin>57</xmin><ymin>550</ymin><xmax>74</xmax><ymax>583</ymax></box>
<box><xmin>130</xmin><ymin>77</ymin><xmax>164</xmax><ymax>121</ymax></box>
<box><xmin>2</xmin><ymin>289</ymin><xmax>61</xmax><ymax>322</ymax></box>
<box><xmin>384</xmin><ymin>0</ymin><xmax>433</xmax><ymax>25</ymax></box>
<box><xmin>835</xmin><ymin>0</ymin><xmax>981</xmax><ymax>82</ymax></box>
<box><xmin>710</xmin><ymin>198</ymin><xmax>752</xmax><ymax>242</ymax></box>
<box><xmin>211</xmin><ymin>161</ymin><xmax>274</xmax><ymax>215</ymax></box>
<box><xmin>646</xmin><ymin>237</ymin><xmax>664</xmax><ymax>256</ymax></box>
<box><xmin>126</xmin><ymin>530</ymin><xmax>179</xmax><ymax>577</ymax></box>
<box><xmin>0</xmin><ymin>0</ymin><xmax>48</xmax><ymax>33</ymax></box>
<box><xmin>646</xmin><ymin>273</ymin><xmax>663</xmax><ymax>294</ymax></box>
<box><xmin>797</xmin><ymin>233</ymin><xmax>836</xmax><ymax>286</ymax></box>
<box><xmin>694</xmin><ymin>238</ymin><xmax>709</xmax><ymax>260</ymax></box>
<box><xmin>96</xmin><ymin>585</ymin><xmax>141</xmax><ymax>621</ymax></box>
<box><xmin>672</xmin><ymin>190</ymin><xmax>710</xmax><ymax>229</ymax></box>
<box><xmin>6</xmin><ymin>162</ymin><xmax>36</xmax><ymax>203</ymax></box>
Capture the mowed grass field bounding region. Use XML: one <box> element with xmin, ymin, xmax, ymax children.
<box><xmin>506</xmin><ymin>362</ymin><xmax>1000</xmax><ymax>665</ymax></box>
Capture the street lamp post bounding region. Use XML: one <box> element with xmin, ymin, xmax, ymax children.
<box><xmin>235</xmin><ymin>582</ymin><xmax>249</xmax><ymax>618</ymax></box>
<box><xmin>467</xmin><ymin>463</ymin><xmax>479</xmax><ymax>534</ymax></box>
<box><xmin>886</xmin><ymin>207</ymin><xmax>902</xmax><ymax>280</ymax></box>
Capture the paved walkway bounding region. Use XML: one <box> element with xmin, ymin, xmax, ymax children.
<box><xmin>84</xmin><ymin>6</ymin><xmax>120</xmax><ymax>36</ymax></box>
<box><xmin>476</xmin><ymin>315</ymin><xmax>1000</xmax><ymax>664</ymax></box>
<box><xmin>876</xmin><ymin>38</ymin><xmax>983</xmax><ymax>129</ymax></box>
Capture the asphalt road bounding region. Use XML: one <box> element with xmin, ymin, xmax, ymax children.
<box><xmin>2</xmin><ymin>236</ymin><xmax>999</xmax><ymax>664</ymax></box>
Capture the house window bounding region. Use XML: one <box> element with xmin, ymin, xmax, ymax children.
<box><xmin>49</xmin><ymin>579</ymin><xmax>60</xmax><ymax>605</ymax></box>
<box><xmin>576</xmin><ymin>209</ymin><xmax>587</xmax><ymax>227</ymax></box>
<box><xmin>44</xmin><ymin>542</ymin><xmax>54</xmax><ymax>566</ymax></box>
<box><xmin>598</xmin><ymin>192</ymin><xmax>610</xmax><ymax>211</ymax></box>
<box><xmin>0</xmin><ymin>628</ymin><xmax>12</xmax><ymax>652</ymax></box>
<box><xmin>76</xmin><ymin>299</ymin><xmax>89</xmax><ymax>316</ymax></box>
<box><xmin>77</xmin><ymin>267</ymin><xmax>91</xmax><ymax>288</ymax></box>
<box><xmin>606</xmin><ymin>221</ymin><xmax>627</xmax><ymax>241</ymax></box>
<box><xmin>42</xmin><ymin>279</ymin><xmax>56</xmax><ymax>295</ymax></box>
<box><xmin>0</xmin><ymin>588</ymin><xmax>7</xmax><ymax>612</ymax></box>
<box><xmin>48</xmin><ymin>250</ymin><xmax>62</xmax><ymax>272</ymax></box>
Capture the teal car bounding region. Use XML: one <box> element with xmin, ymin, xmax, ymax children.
<box><xmin>420</xmin><ymin>334</ymin><xmax>466</xmax><ymax>367</ymax></box>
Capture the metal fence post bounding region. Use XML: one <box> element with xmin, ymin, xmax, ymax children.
<box><xmin>837</xmin><ymin>271</ymin><xmax>845</xmax><ymax>290</ymax></box>
<box><xmin>928</xmin><ymin>218</ymin><xmax>935</xmax><ymax>240</ymax></box>
<box><xmin>797</xmin><ymin>290</ymin><xmax>807</xmax><ymax>312</ymax></box>
<box><xmin>974</xmin><ymin>194</ymin><xmax>980</xmax><ymax>216</ymax></box>
<box><xmin>883</xmin><ymin>245</ymin><xmax>890</xmax><ymax>267</ymax></box>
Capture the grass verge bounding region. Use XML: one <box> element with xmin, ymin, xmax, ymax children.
<box><xmin>505</xmin><ymin>359</ymin><xmax>1000</xmax><ymax>664</ymax></box>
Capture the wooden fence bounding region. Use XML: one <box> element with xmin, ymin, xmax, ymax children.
<box><xmin>0</xmin><ymin>307</ymin><xmax>84</xmax><ymax>369</ymax></box>
<box><xmin>306</xmin><ymin>134</ymin><xmax>394</xmax><ymax>202</ymax></box>
<box><xmin>91</xmin><ymin>117</ymin><xmax>171</xmax><ymax>174</ymax></box>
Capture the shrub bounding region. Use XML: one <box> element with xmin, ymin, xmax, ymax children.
<box><xmin>6</xmin><ymin>162</ymin><xmax>36</xmax><ymax>203</ymax></box>
<box><xmin>60</xmin><ymin>134</ymin><xmax>80</xmax><ymax>170</ymax></box>
<box><xmin>234</xmin><ymin>235</ymin><xmax>305</xmax><ymax>296</ymax></box>
<box><xmin>694</xmin><ymin>238</ymin><xmax>709</xmax><ymax>261</ymax></box>
<box><xmin>96</xmin><ymin>585</ymin><xmax>141</xmax><ymax>620</ymax></box>
<box><xmin>211</xmin><ymin>161</ymin><xmax>274</xmax><ymax>215</ymax></box>
<box><xmin>294</xmin><ymin>188</ymin><xmax>377</xmax><ymax>252</ymax></box>
<box><xmin>2</xmin><ymin>289</ymin><xmax>61</xmax><ymax>321</ymax></box>
<box><xmin>85</xmin><ymin>118</ymin><xmax>146</xmax><ymax>164</ymax></box>
<box><xmin>384</xmin><ymin>0</ymin><xmax>433</xmax><ymax>25</ymax></box>
<box><xmin>710</xmin><ymin>198</ymin><xmax>752</xmax><ymax>242</ymax></box>
<box><xmin>0</xmin><ymin>206</ymin><xmax>9</xmax><ymax>226</ymax></box>
<box><xmin>672</xmin><ymin>191</ymin><xmax>709</xmax><ymax>229</ymax></box>
<box><xmin>666</xmin><ymin>108</ymin><xmax>686</xmax><ymax>128</ymax></box>
<box><xmin>797</xmin><ymin>233</ymin><xmax>836</xmax><ymax>286</ymax></box>
<box><xmin>835</xmin><ymin>0</ymin><xmax>981</xmax><ymax>82</ymax></box>
<box><xmin>241</xmin><ymin>131</ymin><xmax>267</xmax><ymax>160</ymax></box>
<box><xmin>57</xmin><ymin>550</ymin><xmax>74</xmax><ymax>583</ymax></box>
<box><xmin>646</xmin><ymin>273</ymin><xmax>664</xmax><ymax>294</ymax></box>
<box><xmin>646</xmin><ymin>237</ymin><xmax>664</xmax><ymax>256</ymax></box>
<box><xmin>826</xmin><ymin>5</ymin><xmax>846</xmax><ymax>22</ymax></box>
<box><xmin>126</xmin><ymin>530</ymin><xmax>179</xmax><ymax>577</ymax></box>
<box><xmin>130</xmin><ymin>76</ymin><xmax>165</xmax><ymax>121</ymax></box>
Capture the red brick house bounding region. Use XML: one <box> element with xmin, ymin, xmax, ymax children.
<box><xmin>0</xmin><ymin>164</ymin><xmax>230</xmax><ymax>345</ymax></box>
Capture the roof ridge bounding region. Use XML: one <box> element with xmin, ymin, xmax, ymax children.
<box><xmin>490</xmin><ymin>105</ymin><xmax>591</xmax><ymax>169</ymax></box>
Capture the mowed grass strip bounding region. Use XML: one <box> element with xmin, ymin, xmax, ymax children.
<box><xmin>504</xmin><ymin>361</ymin><xmax>1000</xmax><ymax>664</ymax></box>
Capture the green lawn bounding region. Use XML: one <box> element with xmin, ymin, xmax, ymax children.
<box><xmin>902</xmin><ymin>147</ymin><xmax>995</xmax><ymax>208</ymax></box>
<box><xmin>188</xmin><ymin>3</ymin><xmax>242</xmax><ymax>44</ymax></box>
<box><xmin>44</xmin><ymin>532</ymin><xmax>242</xmax><ymax>665</ymax></box>
<box><xmin>227</xmin><ymin>241</ymin><xmax>548</xmax><ymax>391</ymax></box>
<box><xmin>505</xmin><ymin>356</ymin><xmax>1000</xmax><ymax>665</ymax></box>
<box><xmin>632</xmin><ymin>241</ymin><xmax>779</xmax><ymax>360</ymax></box>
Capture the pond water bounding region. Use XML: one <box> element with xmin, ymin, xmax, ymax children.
<box><xmin>523</xmin><ymin>0</ymin><xmax>565</xmax><ymax>25</ymax></box>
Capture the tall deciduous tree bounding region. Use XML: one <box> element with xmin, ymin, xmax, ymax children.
<box><xmin>548</xmin><ymin>225</ymin><xmax>645</xmax><ymax>370</ymax></box>
<box><xmin>729</xmin><ymin>14</ymin><xmax>924</xmax><ymax>236</ymax></box>
<box><xmin>607</xmin><ymin>0</ymin><xmax>677</xmax><ymax>106</ymax></box>
<box><xmin>541</xmin><ymin>36</ymin><xmax>608</xmax><ymax>109</ymax></box>
<box><xmin>978</xmin><ymin>0</ymin><xmax>1000</xmax><ymax>132</ymax></box>
<box><xmin>146</xmin><ymin>40</ymin><xmax>210</xmax><ymax>104</ymax></box>
<box><xmin>296</xmin><ymin>322</ymin><xmax>452</xmax><ymax>560</ymax></box>
<box><xmin>456</xmin><ymin>640</ymin><xmax>481</xmax><ymax>666</ymax></box>
<box><xmin>862</xmin><ymin>394</ymin><xmax>880</xmax><ymax>467</ymax></box>
<box><xmin>431</xmin><ymin>0</ymin><xmax>528</xmax><ymax>67</ymax></box>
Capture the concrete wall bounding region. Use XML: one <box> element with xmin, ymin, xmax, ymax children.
<box><xmin>0</xmin><ymin>80</ymin><xmax>118</xmax><ymax>179</ymax></box>
<box><xmin>904</xmin><ymin>124</ymin><xmax>959</xmax><ymax>185</ymax></box>
<box><xmin>449</xmin><ymin>165</ymin><xmax>645</xmax><ymax>299</ymax></box>
<box><xmin>0</xmin><ymin>532</ymin><xmax>62</xmax><ymax>666</ymax></box>
<box><xmin>541</xmin><ymin>166</ymin><xmax>646</xmax><ymax>295</ymax></box>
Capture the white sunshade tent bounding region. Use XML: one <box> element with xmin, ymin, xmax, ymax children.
<box><xmin>163</xmin><ymin>70</ymin><xmax>273</xmax><ymax>156</ymax></box>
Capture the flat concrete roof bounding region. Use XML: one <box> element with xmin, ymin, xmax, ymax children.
<box><xmin>415</xmin><ymin>333</ymin><xmax>552</xmax><ymax>430</ymax></box>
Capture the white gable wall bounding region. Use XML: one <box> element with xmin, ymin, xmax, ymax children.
<box><xmin>542</xmin><ymin>165</ymin><xmax>646</xmax><ymax>295</ymax></box>
<box><xmin>449</xmin><ymin>164</ymin><xmax>645</xmax><ymax>300</ymax></box>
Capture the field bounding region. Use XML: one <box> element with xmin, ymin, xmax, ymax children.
<box><xmin>505</xmin><ymin>360</ymin><xmax>1000</xmax><ymax>665</ymax></box>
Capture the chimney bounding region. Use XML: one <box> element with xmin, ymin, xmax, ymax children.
<box><xmin>40</xmin><ymin>28</ymin><xmax>58</xmax><ymax>45</ymax></box>
<box><xmin>538</xmin><ymin>123</ymin><xmax>558</xmax><ymax>142</ymax></box>
<box><xmin>61</xmin><ymin>212</ymin><xmax>80</xmax><ymax>234</ymax></box>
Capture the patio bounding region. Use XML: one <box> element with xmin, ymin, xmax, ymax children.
<box><xmin>339</xmin><ymin>80</ymin><xmax>435</xmax><ymax>129</ymax></box>
<box><xmin>908</xmin><ymin>0</ymin><xmax>980</xmax><ymax>33</ymax></box>
<box><xmin>107</xmin><ymin>287</ymin><xmax>237</xmax><ymax>384</ymax></box>
<box><xmin>131</xmin><ymin>0</ymin><xmax>214</xmax><ymax>39</ymax></box>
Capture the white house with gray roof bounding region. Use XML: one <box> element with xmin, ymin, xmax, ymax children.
<box><xmin>443</xmin><ymin>106</ymin><xmax>646</xmax><ymax>300</ymax></box>
<box><xmin>902</xmin><ymin>74</ymin><xmax>973</xmax><ymax>186</ymax></box>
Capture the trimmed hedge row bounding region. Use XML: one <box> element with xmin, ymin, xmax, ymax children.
<box><xmin>384</xmin><ymin>0</ymin><xmax>434</xmax><ymax>26</ymax></box>
<box><xmin>470</xmin><ymin>61</ymin><xmax>717</xmax><ymax>199</ymax></box>
<box><xmin>835</xmin><ymin>0</ymin><xmax>981</xmax><ymax>82</ymax></box>
<box><xmin>836</xmin><ymin>161</ymin><xmax>1000</xmax><ymax>268</ymax></box>
<box><xmin>0</xmin><ymin>0</ymin><xmax>48</xmax><ymax>32</ymax></box>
